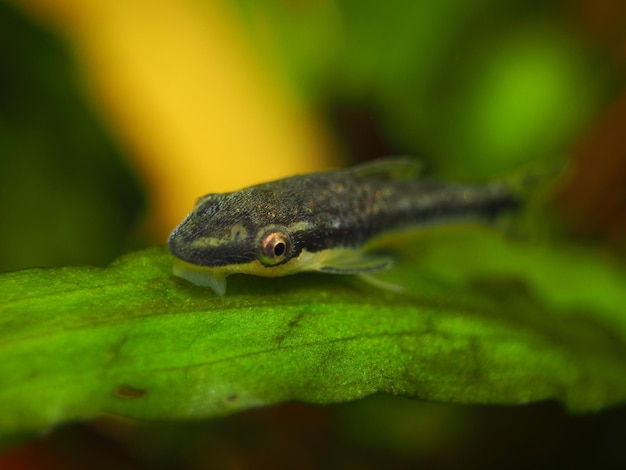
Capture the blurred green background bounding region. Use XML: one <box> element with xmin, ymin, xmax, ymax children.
<box><xmin>1</xmin><ymin>0</ymin><xmax>625</xmax><ymax>468</ymax></box>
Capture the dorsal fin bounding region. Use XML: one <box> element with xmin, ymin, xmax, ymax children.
<box><xmin>350</xmin><ymin>157</ymin><xmax>423</xmax><ymax>181</ymax></box>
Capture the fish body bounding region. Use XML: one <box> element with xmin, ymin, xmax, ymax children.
<box><xmin>168</xmin><ymin>159</ymin><xmax>519</xmax><ymax>295</ymax></box>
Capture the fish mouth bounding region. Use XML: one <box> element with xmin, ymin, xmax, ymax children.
<box><xmin>168</xmin><ymin>228</ymin><xmax>210</xmax><ymax>266</ymax></box>
<box><xmin>168</xmin><ymin>232</ymin><xmax>211</xmax><ymax>266</ymax></box>
<box><xmin>167</xmin><ymin>228</ymin><xmax>191</xmax><ymax>261</ymax></box>
<box><xmin>168</xmin><ymin>231</ymin><xmax>258</xmax><ymax>268</ymax></box>
<box><xmin>168</xmin><ymin>218</ymin><xmax>212</xmax><ymax>265</ymax></box>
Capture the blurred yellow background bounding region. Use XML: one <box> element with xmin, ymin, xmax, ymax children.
<box><xmin>15</xmin><ymin>0</ymin><xmax>336</xmax><ymax>237</ymax></box>
<box><xmin>1</xmin><ymin>0</ymin><xmax>624</xmax><ymax>264</ymax></box>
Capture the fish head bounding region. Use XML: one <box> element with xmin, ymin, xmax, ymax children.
<box><xmin>168</xmin><ymin>193</ymin><xmax>296</xmax><ymax>271</ymax></box>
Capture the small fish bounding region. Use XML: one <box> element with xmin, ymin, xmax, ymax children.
<box><xmin>168</xmin><ymin>159</ymin><xmax>519</xmax><ymax>296</ymax></box>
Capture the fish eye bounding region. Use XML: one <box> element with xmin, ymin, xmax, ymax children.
<box><xmin>258</xmin><ymin>230</ymin><xmax>292</xmax><ymax>266</ymax></box>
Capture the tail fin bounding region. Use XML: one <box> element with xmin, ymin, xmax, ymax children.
<box><xmin>497</xmin><ymin>160</ymin><xmax>568</xmax><ymax>240</ymax></box>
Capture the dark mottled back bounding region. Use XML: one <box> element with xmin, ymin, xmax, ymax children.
<box><xmin>169</xmin><ymin>166</ymin><xmax>519</xmax><ymax>267</ymax></box>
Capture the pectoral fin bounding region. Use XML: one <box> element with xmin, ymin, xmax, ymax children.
<box><xmin>172</xmin><ymin>259</ymin><xmax>228</xmax><ymax>297</ymax></box>
<box><xmin>317</xmin><ymin>251</ymin><xmax>392</xmax><ymax>274</ymax></box>
<box><xmin>357</xmin><ymin>273</ymin><xmax>407</xmax><ymax>294</ymax></box>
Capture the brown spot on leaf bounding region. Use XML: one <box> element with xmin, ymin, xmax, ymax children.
<box><xmin>225</xmin><ymin>394</ymin><xmax>239</xmax><ymax>403</ymax></box>
<box><xmin>115</xmin><ymin>385</ymin><xmax>147</xmax><ymax>399</ymax></box>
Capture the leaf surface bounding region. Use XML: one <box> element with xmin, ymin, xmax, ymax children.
<box><xmin>1</xmin><ymin>228</ymin><xmax>626</xmax><ymax>436</ymax></box>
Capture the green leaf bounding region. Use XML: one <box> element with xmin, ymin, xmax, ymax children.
<box><xmin>1</xmin><ymin>228</ymin><xmax>626</xmax><ymax>437</ymax></box>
